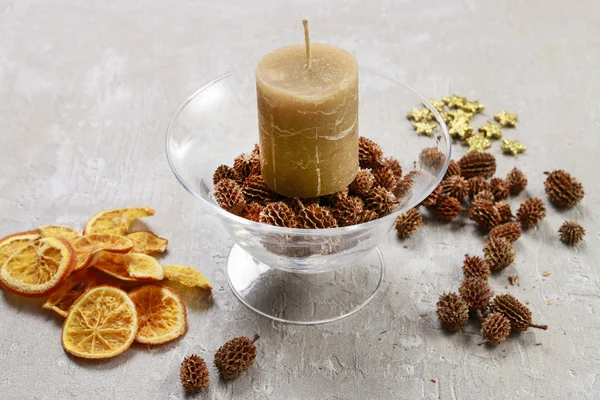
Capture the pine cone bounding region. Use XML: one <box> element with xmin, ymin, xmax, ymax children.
<box><xmin>483</xmin><ymin>237</ymin><xmax>515</xmax><ymax>271</ymax></box>
<box><xmin>214</xmin><ymin>334</ymin><xmax>260</xmax><ymax>380</ymax></box>
<box><xmin>544</xmin><ymin>170</ymin><xmax>584</xmax><ymax>208</ymax></box>
<box><xmin>395</xmin><ymin>208</ymin><xmax>423</xmax><ymax>239</ymax></box>
<box><xmin>249</xmin><ymin>151</ymin><xmax>261</xmax><ymax>176</ymax></box>
<box><xmin>441</xmin><ymin>175</ymin><xmax>469</xmax><ymax>201</ymax></box>
<box><xmin>419</xmin><ymin>147</ymin><xmax>446</xmax><ymax>171</ymax></box>
<box><xmin>233</xmin><ymin>153</ymin><xmax>253</xmax><ymax>183</ymax></box>
<box><xmin>180</xmin><ymin>354</ymin><xmax>210</xmax><ymax>392</ymax></box>
<box><xmin>242</xmin><ymin>202</ymin><xmax>264</xmax><ymax>222</ymax></box>
<box><xmin>214</xmin><ymin>179</ymin><xmax>246</xmax><ymax>215</ymax></box>
<box><xmin>468</xmin><ymin>176</ymin><xmax>491</xmax><ymax>200</ymax></box>
<box><xmin>259</xmin><ymin>202</ymin><xmax>297</xmax><ymax>228</ymax></box>
<box><xmin>443</xmin><ymin>160</ymin><xmax>462</xmax><ymax>180</ymax></box>
<box><xmin>382</xmin><ymin>157</ymin><xmax>403</xmax><ymax>178</ymax></box>
<box><xmin>435</xmin><ymin>196</ymin><xmax>462</xmax><ymax>221</ymax></box>
<box><xmin>436</xmin><ymin>292</ymin><xmax>469</xmax><ymax>332</ymax></box>
<box><xmin>321</xmin><ymin>189</ymin><xmax>349</xmax><ymax>207</ymax></box>
<box><xmin>393</xmin><ymin>174</ymin><xmax>414</xmax><ymax>200</ymax></box>
<box><xmin>506</xmin><ymin>167</ymin><xmax>527</xmax><ymax>195</ymax></box>
<box><xmin>420</xmin><ymin>184</ymin><xmax>442</xmax><ymax>207</ymax></box>
<box><xmin>374</xmin><ymin>166</ymin><xmax>397</xmax><ymax>192</ymax></box>
<box><xmin>516</xmin><ymin>197</ymin><xmax>546</xmax><ymax>229</ymax></box>
<box><xmin>478</xmin><ymin>313</ymin><xmax>511</xmax><ymax>346</ymax></box>
<box><xmin>459</xmin><ymin>152</ymin><xmax>496</xmax><ymax>179</ymax></box>
<box><xmin>489</xmin><ymin>294</ymin><xmax>548</xmax><ymax>332</ymax></box>
<box><xmin>286</xmin><ymin>197</ymin><xmax>320</xmax><ymax>213</ymax></box>
<box><xmin>297</xmin><ymin>204</ymin><xmax>338</xmax><ymax>229</ymax></box>
<box><xmin>558</xmin><ymin>221</ymin><xmax>585</xmax><ymax>246</ymax></box>
<box><xmin>495</xmin><ymin>201</ymin><xmax>513</xmax><ymax>222</ymax></box>
<box><xmin>331</xmin><ymin>196</ymin><xmax>364</xmax><ymax>227</ymax></box>
<box><xmin>459</xmin><ymin>277</ymin><xmax>493</xmax><ymax>311</ymax></box>
<box><xmin>365</xmin><ymin>187</ymin><xmax>400</xmax><ymax>217</ymax></box>
<box><xmin>462</xmin><ymin>255</ymin><xmax>490</xmax><ymax>280</ymax></box>
<box><xmin>488</xmin><ymin>222</ymin><xmax>522</xmax><ymax>243</ymax></box>
<box><xmin>490</xmin><ymin>178</ymin><xmax>509</xmax><ymax>201</ymax></box>
<box><xmin>473</xmin><ymin>190</ymin><xmax>495</xmax><ymax>204</ymax></box>
<box><xmin>360</xmin><ymin>209</ymin><xmax>379</xmax><ymax>223</ymax></box>
<box><xmin>349</xmin><ymin>169</ymin><xmax>375</xmax><ymax>197</ymax></box>
<box><xmin>469</xmin><ymin>200</ymin><xmax>501</xmax><ymax>231</ymax></box>
<box><xmin>243</xmin><ymin>174</ymin><xmax>278</xmax><ymax>204</ymax></box>
<box><xmin>213</xmin><ymin>165</ymin><xmax>236</xmax><ymax>185</ymax></box>
<box><xmin>359</xmin><ymin>137</ymin><xmax>383</xmax><ymax>169</ymax></box>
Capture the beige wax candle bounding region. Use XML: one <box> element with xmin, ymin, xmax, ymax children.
<box><xmin>256</xmin><ymin>24</ymin><xmax>359</xmax><ymax>198</ymax></box>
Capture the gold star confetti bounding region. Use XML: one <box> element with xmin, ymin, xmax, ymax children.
<box><xmin>440</xmin><ymin>111</ymin><xmax>453</xmax><ymax>124</ymax></box>
<box><xmin>478</xmin><ymin>121</ymin><xmax>503</xmax><ymax>140</ymax></box>
<box><xmin>448</xmin><ymin>117</ymin><xmax>473</xmax><ymax>140</ymax></box>
<box><xmin>406</xmin><ymin>107</ymin><xmax>433</xmax><ymax>122</ymax></box>
<box><xmin>461</xmin><ymin>99</ymin><xmax>485</xmax><ymax>114</ymax></box>
<box><xmin>466</xmin><ymin>133</ymin><xmax>491</xmax><ymax>153</ymax></box>
<box><xmin>494</xmin><ymin>110</ymin><xmax>518</xmax><ymax>127</ymax></box>
<box><xmin>501</xmin><ymin>139</ymin><xmax>527</xmax><ymax>155</ymax></box>
<box><xmin>412</xmin><ymin>121</ymin><xmax>437</xmax><ymax>137</ymax></box>
<box><xmin>442</xmin><ymin>94</ymin><xmax>467</xmax><ymax>109</ymax></box>
<box><xmin>424</xmin><ymin>98</ymin><xmax>446</xmax><ymax>112</ymax></box>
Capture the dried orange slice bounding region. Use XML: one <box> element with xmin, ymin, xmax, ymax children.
<box><xmin>43</xmin><ymin>269</ymin><xmax>111</xmax><ymax>317</ymax></box>
<box><xmin>90</xmin><ymin>252</ymin><xmax>137</xmax><ymax>281</ymax></box>
<box><xmin>0</xmin><ymin>230</ymin><xmax>41</xmax><ymax>267</ymax></box>
<box><xmin>163</xmin><ymin>265</ymin><xmax>212</xmax><ymax>290</ymax></box>
<box><xmin>84</xmin><ymin>207</ymin><xmax>155</xmax><ymax>235</ymax></box>
<box><xmin>62</xmin><ymin>286</ymin><xmax>138</xmax><ymax>359</ymax></box>
<box><xmin>125</xmin><ymin>253</ymin><xmax>164</xmax><ymax>281</ymax></box>
<box><xmin>128</xmin><ymin>285</ymin><xmax>187</xmax><ymax>344</ymax></box>
<box><xmin>72</xmin><ymin>233</ymin><xmax>134</xmax><ymax>271</ymax></box>
<box><xmin>127</xmin><ymin>231</ymin><xmax>168</xmax><ymax>254</ymax></box>
<box><xmin>39</xmin><ymin>225</ymin><xmax>81</xmax><ymax>243</ymax></box>
<box><xmin>0</xmin><ymin>237</ymin><xmax>76</xmax><ymax>297</ymax></box>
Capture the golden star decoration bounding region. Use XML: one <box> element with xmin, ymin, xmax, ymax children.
<box><xmin>478</xmin><ymin>121</ymin><xmax>503</xmax><ymax>140</ymax></box>
<box><xmin>406</xmin><ymin>107</ymin><xmax>433</xmax><ymax>122</ymax></box>
<box><xmin>412</xmin><ymin>121</ymin><xmax>437</xmax><ymax>137</ymax></box>
<box><xmin>501</xmin><ymin>139</ymin><xmax>527</xmax><ymax>155</ymax></box>
<box><xmin>466</xmin><ymin>133</ymin><xmax>491</xmax><ymax>153</ymax></box>
<box><xmin>494</xmin><ymin>110</ymin><xmax>518</xmax><ymax>127</ymax></box>
<box><xmin>448</xmin><ymin>117</ymin><xmax>474</xmax><ymax>140</ymax></box>
<box><xmin>425</xmin><ymin>98</ymin><xmax>446</xmax><ymax>112</ymax></box>
<box><xmin>461</xmin><ymin>99</ymin><xmax>485</xmax><ymax>114</ymax></box>
<box><xmin>443</xmin><ymin>94</ymin><xmax>467</xmax><ymax>109</ymax></box>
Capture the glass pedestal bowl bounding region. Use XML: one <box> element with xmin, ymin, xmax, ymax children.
<box><xmin>166</xmin><ymin>67</ymin><xmax>450</xmax><ymax>324</ymax></box>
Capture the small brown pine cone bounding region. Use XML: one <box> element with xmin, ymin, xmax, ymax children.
<box><xmin>359</xmin><ymin>137</ymin><xmax>384</xmax><ymax>169</ymax></box>
<box><xmin>249</xmin><ymin>152</ymin><xmax>261</xmax><ymax>176</ymax></box>
<box><xmin>322</xmin><ymin>189</ymin><xmax>349</xmax><ymax>206</ymax></box>
<box><xmin>478</xmin><ymin>313</ymin><xmax>511</xmax><ymax>346</ymax></box>
<box><xmin>436</xmin><ymin>292</ymin><xmax>469</xmax><ymax>332</ymax></box>
<box><xmin>180</xmin><ymin>354</ymin><xmax>210</xmax><ymax>392</ymax></box>
<box><xmin>365</xmin><ymin>187</ymin><xmax>400</xmax><ymax>217</ymax></box>
<box><xmin>243</xmin><ymin>175</ymin><xmax>278</xmax><ymax>205</ymax></box>
<box><xmin>382</xmin><ymin>157</ymin><xmax>403</xmax><ymax>178</ymax></box>
<box><xmin>393</xmin><ymin>174</ymin><xmax>414</xmax><ymax>200</ymax></box>
<box><xmin>214</xmin><ymin>179</ymin><xmax>246</xmax><ymax>215</ymax></box>
<box><xmin>441</xmin><ymin>175</ymin><xmax>468</xmax><ymax>201</ymax></box>
<box><xmin>233</xmin><ymin>153</ymin><xmax>253</xmax><ymax>183</ymax></box>
<box><xmin>420</xmin><ymin>184</ymin><xmax>442</xmax><ymax>207</ymax></box>
<box><xmin>285</xmin><ymin>197</ymin><xmax>320</xmax><ymax>213</ymax></box>
<box><xmin>506</xmin><ymin>167</ymin><xmax>527</xmax><ymax>195</ymax></box>
<box><xmin>443</xmin><ymin>160</ymin><xmax>462</xmax><ymax>180</ymax></box>
<box><xmin>473</xmin><ymin>190</ymin><xmax>495</xmax><ymax>204</ymax></box>
<box><xmin>332</xmin><ymin>196</ymin><xmax>364</xmax><ymax>227</ymax></box>
<box><xmin>259</xmin><ymin>202</ymin><xmax>297</xmax><ymax>228</ymax></box>
<box><xmin>490</xmin><ymin>178</ymin><xmax>509</xmax><ymax>201</ymax></box>
<box><xmin>435</xmin><ymin>196</ymin><xmax>462</xmax><ymax>222</ymax></box>
<box><xmin>558</xmin><ymin>221</ymin><xmax>585</xmax><ymax>246</ymax></box>
<box><xmin>374</xmin><ymin>166</ymin><xmax>398</xmax><ymax>192</ymax></box>
<box><xmin>395</xmin><ymin>208</ymin><xmax>423</xmax><ymax>239</ymax></box>
<box><xmin>360</xmin><ymin>209</ymin><xmax>379</xmax><ymax>223</ymax></box>
<box><xmin>462</xmin><ymin>255</ymin><xmax>490</xmax><ymax>280</ymax></box>
<box><xmin>214</xmin><ymin>334</ymin><xmax>260</xmax><ymax>380</ymax></box>
<box><xmin>419</xmin><ymin>147</ymin><xmax>446</xmax><ymax>171</ymax></box>
<box><xmin>544</xmin><ymin>170</ymin><xmax>584</xmax><ymax>208</ymax></box>
<box><xmin>495</xmin><ymin>201</ymin><xmax>513</xmax><ymax>222</ymax></box>
<box><xmin>469</xmin><ymin>200</ymin><xmax>501</xmax><ymax>231</ymax></box>
<box><xmin>297</xmin><ymin>204</ymin><xmax>338</xmax><ymax>229</ymax></box>
<box><xmin>483</xmin><ymin>237</ymin><xmax>515</xmax><ymax>271</ymax></box>
<box><xmin>516</xmin><ymin>197</ymin><xmax>546</xmax><ymax>229</ymax></box>
<box><xmin>459</xmin><ymin>152</ymin><xmax>496</xmax><ymax>179</ymax></box>
<box><xmin>349</xmin><ymin>169</ymin><xmax>375</xmax><ymax>197</ymax></box>
<box><xmin>213</xmin><ymin>165</ymin><xmax>236</xmax><ymax>185</ymax></box>
<box><xmin>459</xmin><ymin>277</ymin><xmax>493</xmax><ymax>311</ymax></box>
<box><xmin>468</xmin><ymin>176</ymin><xmax>491</xmax><ymax>200</ymax></box>
<box><xmin>489</xmin><ymin>294</ymin><xmax>548</xmax><ymax>332</ymax></box>
<box><xmin>242</xmin><ymin>202</ymin><xmax>264</xmax><ymax>222</ymax></box>
<box><xmin>489</xmin><ymin>222</ymin><xmax>522</xmax><ymax>243</ymax></box>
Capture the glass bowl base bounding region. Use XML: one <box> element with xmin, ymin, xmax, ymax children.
<box><xmin>226</xmin><ymin>244</ymin><xmax>384</xmax><ymax>325</ymax></box>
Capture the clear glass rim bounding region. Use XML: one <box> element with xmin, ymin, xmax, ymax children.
<box><xmin>165</xmin><ymin>66</ymin><xmax>451</xmax><ymax>236</ymax></box>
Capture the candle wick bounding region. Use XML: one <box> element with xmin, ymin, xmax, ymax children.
<box><xmin>302</xmin><ymin>18</ymin><xmax>311</xmax><ymax>69</ymax></box>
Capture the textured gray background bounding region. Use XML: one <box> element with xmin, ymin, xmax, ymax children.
<box><xmin>1</xmin><ymin>0</ymin><xmax>599</xmax><ymax>399</ymax></box>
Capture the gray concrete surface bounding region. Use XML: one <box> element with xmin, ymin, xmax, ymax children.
<box><xmin>1</xmin><ymin>0</ymin><xmax>599</xmax><ymax>399</ymax></box>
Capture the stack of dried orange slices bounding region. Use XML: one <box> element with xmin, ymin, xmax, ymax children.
<box><xmin>0</xmin><ymin>207</ymin><xmax>211</xmax><ymax>359</ymax></box>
